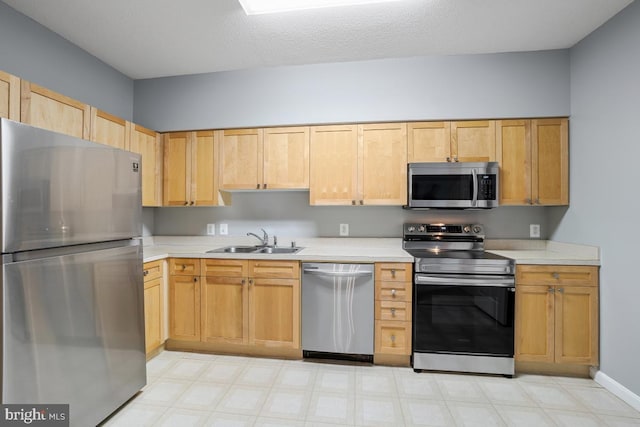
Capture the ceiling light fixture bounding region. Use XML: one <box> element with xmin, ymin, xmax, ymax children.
<box><xmin>238</xmin><ymin>0</ymin><xmax>406</xmax><ymax>15</ymax></box>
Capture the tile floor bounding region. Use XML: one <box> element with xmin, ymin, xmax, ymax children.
<box><xmin>101</xmin><ymin>351</ymin><xmax>640</xmax><ymax>427</ymax></box>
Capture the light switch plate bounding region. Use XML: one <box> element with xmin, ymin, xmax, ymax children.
<box><xmin>206</xmin><ymin>224</ymin><xmax>216</xmax><ymax>235</ymax></box>
<box><xmin>530</xmin><ymin>224</ymin><xmax>540</xmax><ymax>238</ymax></box>
<box><xmin>340</xmin><ymin>223</ymin><xmax>349</xmax><ymax>236</ymax></box>
<box><xmin>219</xmin><ymin>223</ymin><xmax>228</xmax><ymax>235</ymax></box>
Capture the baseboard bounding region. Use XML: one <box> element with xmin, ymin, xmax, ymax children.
<box><xmin>591</xmin><ymin>367</ymin><xmax>640</xmax><ymax>412</ymax></box>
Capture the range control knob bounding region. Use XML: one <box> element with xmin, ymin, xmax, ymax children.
<box><xmin>418</xmin><ymin>225</ymin><xmax>426</xmax><ymax>232</ymax></box>
<box><xmin>472</xmin><ymin>225</ymin><xmax>482</xmax><ymax>234</ymax></box>
<box><xmin>463</xmin><ymin>225</ymin><xmax>471</xmax><ymax>233</ymax></box>
<box><xmin>407</xmin><ymin>225</ymin><xmax>416</xmax><ymax>232</ymax></box>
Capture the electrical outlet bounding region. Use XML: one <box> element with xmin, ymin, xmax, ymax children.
<box><xmin>206</xmin><ymin>224</ymin><xmax>216</xmax><ymax>235</ymax></box>
<box><xmin>339</xmin><ymin>223</ymin><xmax>349</xmax><ymax>236</ymax></box>
<box><xmin>219</xmin><ymin>223</ymin><xmax>228</xmax><ymax>235</ymax></box>
<box><xmin>530</xmin><ymin>224</ymin><xmax>540</xmax><ymax>238</ymax></box>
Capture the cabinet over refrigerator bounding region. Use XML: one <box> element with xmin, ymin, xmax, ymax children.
<box><xmin>0</xmin><ymin>119</ymin><xmax>146</xmax><ymax>426</ymax></box>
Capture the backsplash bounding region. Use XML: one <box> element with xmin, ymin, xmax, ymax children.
<box><xmin>147</xmin><ymin>191</ymin><xmax>551</xmax><ymax>239</ymax></box>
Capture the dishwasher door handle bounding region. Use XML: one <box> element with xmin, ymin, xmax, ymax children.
<box><xmin>303</xmin><ymin>269</ymin><xmax>373</xmax><ymax>278</ymax></box>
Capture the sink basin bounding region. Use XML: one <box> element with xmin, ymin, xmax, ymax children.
<box><xmin>256</xmin><ymin>247</ymin><xmax>303</xmax><ymax>254</ymax></box>
<box><xmin>206</xmin><ymin>245</ymin><xmax>259</xmax><ymax>253</ymax></box>
<box><xmin>206</xmin><ymin>245</ymin><xmax>303</xmax><ymax>254</ymax></box>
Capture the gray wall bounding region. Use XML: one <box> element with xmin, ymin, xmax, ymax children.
<box><xmin>134</xmin><ymin>50</ymin><xmax>570</xmax><ymax>132</ymax></box>
<box><xmin>154</xmin><ymin>192</ymin><xmax>550</xmax><ymax>240</ymax></box>
<box><xmin>550</xmin><ymin>1</ymin><xmax>640</xmax><ymax>396</ymax></box>
<box><xmin>0</xmin><ymin>1</ymin><xmax>134</xmax><ymax>120</ymax></box>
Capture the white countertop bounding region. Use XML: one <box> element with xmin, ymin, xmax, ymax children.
<box><xmin>143</xmin><ymin>236</ymin><xmax>600</xmax><ymax>266</ymax></box>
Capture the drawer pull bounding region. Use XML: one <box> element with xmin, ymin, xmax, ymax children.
<box><xmin>391</xmin><ymin>269</ymin><xmax>396</xmax><ymax>278</ymax></box>
<box><xmin>390</xmin><ymin>308</ymin><xmax>396</xmax><ymax>316</ymax></box>
<box><xmin>391</xmin><ymin>289</ymin><xmax>396</xmax><ymax>297</ymax></box>
<box><xmin>552</xmin><ymin>272</ymin><xmax>560</xmax><ymax>279</ymax></box>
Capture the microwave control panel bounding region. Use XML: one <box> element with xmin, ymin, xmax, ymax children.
<box><xmin>478</xmin><ymin>175</ymin><xmax>496</xmax><ymax>200</ymax></box>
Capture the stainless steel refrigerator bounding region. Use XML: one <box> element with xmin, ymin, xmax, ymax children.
<box><xmin>0</xmin><ymin>118</ymin><xmax>146</xmax><ymax>426</ymax></box>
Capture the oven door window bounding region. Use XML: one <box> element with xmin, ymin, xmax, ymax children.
<box><xmin>414</xmin><ymin>283</ymin><xmax>514</xmax><ymax>357</ymax></box>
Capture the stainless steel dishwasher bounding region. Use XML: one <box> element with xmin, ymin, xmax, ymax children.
<box><xmin>302</xmin><ymin>263</ymin><xmax>374</xmax><ymax>362</ymax></box>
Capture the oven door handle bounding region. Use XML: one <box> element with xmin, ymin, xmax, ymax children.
<box><xmin>415</xmin><ymin>274</ymin><xmax>514</xmax><ymax>287</ymax></box>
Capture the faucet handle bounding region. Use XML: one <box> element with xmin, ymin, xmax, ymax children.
<box><xmin>273</xmin><ymin>235</ymin><xmax>278</xmax><ymax>247</ymax></box>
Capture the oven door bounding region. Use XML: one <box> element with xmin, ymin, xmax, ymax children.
<box><xmin>413</xmin><ymin>274</ymin><xmax>515</xmax><ymax>357</ymax></box>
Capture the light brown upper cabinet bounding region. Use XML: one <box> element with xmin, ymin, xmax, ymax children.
<box><xmin>310</xmin><ymin>123</ymin><xmax>407</xmax><ymax>206</ymax></box>
<box><xmin>407</xmin><ymin>121</ymin><xmax>451</xmax><ymax>162</ymax></box>
<box><xmin>408</xmin><ymin>120</ymin><xmax>495</xmax><ymax>163</ymax></box>
<box><xmin>130</xmin><ymin>124</ymin><xmax>163</xmax><ymax>207</ymax></box>
<box><xmin>0</xmin><ymin>70</ymin><xmax>20</xmax><ymax>121</ymax></box>
<box><xmin>164</xmin><ymin>131</ymin><xmax>220</xmax><ymax>206</ymax></box>
<box><xmin>20</xmin><ymin>81</ymin><xmax>90</xmax><ymax>139</ymax></box>
<box><xmin>90</xmin><ymin>107</ymin><xmax>131</xmax><ymax>150</ymax></box>
<box><xmin>218</xmin><ymin>127</ymin><xmax>310</xmax><ymax>190</ymax></box>
<box><xmin>497</xmin><ymin>118</ymin><xmax>568</xmax><ymax>205</ymax></box>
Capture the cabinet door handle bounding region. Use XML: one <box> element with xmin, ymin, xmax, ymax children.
<box><xmin>183</xmin><ymin>201</ymin><xmax>189</xmax><ymax>206</ymax></box>
<box><xmin>182</xmin><ymin>264</ymin><xmax>186</xmax><ymax>271</ymax></box>
<box><xmin>143</xmin><ymin>270</ymin><xmax>149</xmax><ymax>276</ymax></box>
<box><xmin>193</xmin><ymin>277</ymin><xmax>198</xmax><ymax>282</ymax></box>
<box><xmin>256</xmin><ymin>184</ymin><xmax>260</xmax><ymax>189</ymax></box>
<box><xmin>535</xmin><ymin>198</ymin><xmax>540</xmax><ymax>204</ymax></box>
<box><xmin>454</xmin><ymin>157</ymin><xmax>459</xmax><ymax>162</ymax></box>
<box><xmin>390</xmin><ymin>334</ymin><xmax>396</xmax><ymax>343</ymax></box>
<box><xmin>552</xmin><ymin>272</ymin><xmax>560</xmax><ymax>279</ymax></box>
<box><xmin>390</xmin><ymin>308</ymin><xmax>396</xmax><ymax>317</ymax></box>
<box><xmin>548</xmin><ymin>287</ymin><xmax>554</xmax><ymax>293</ymax></box>
<box><xmin>263</xmin><ymin>183</ymin><xmax>267</xmax><ymax>189</ymax></box>
<box><xmin>190</xmin><ymin>201</ymin><xmax>194</xmax><ymax>206</ymax></box>
<box><xmin>352</xmin><ymin>200</ymin><xmax>356</xmax><ymax>205</ymax></box>
<box><xmin>359</xmin><ymin>200</ymin><xmax>364</xmax><ymax>205</ymax></box>
<box><xmin>525</xmin><ymin>198</ymin><xmax>532</xmax><ymax>204</ymax></box>
<box><xmin>558</xmin><ymin>288</ymin><xmax>564</xmax><ymax>294</ymax></box>
<box><xmin>241</xmin><ymin>279</ymin><xmax>246</xmax><ymax>285</ymax></box>
<box><xmin>446</xmin><ymin>157</ymin><xmax>451</xmax><ymax>162</ymax></box>
<box><xmin>249</xmin><ymin>279</ymin><xmax>254</xmax><ymax>285</ymax></box>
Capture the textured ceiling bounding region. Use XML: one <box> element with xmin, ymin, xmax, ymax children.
<box><xmin>3</xmin><ymin>0</ymin><xmax>634</xmax><ymax>79</ymax></box>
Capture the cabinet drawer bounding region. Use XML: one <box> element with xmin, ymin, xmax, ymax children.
<box><xmin>202</xmin><ymin>259</ymin><xmax>248</xmax><ymax>277</ymax></box>
<box><xmin>375</xmin><ymin>281</ymin><xmax>411</xmax><ymax>302</ymax></box>
<box><xmin>517</xmin><ymin>265</ymin><xmax>598</xmax><ymax>287</ymax></box>
<box><xmin>375</xmin><ymin>263</ymin><xmax>412</xmax><ymax>282</ymax></box>
<box><xmin>249</xmin><ymin>260</ymin><xmax>300</xmax><ymax>279</ymax></box>
<box><xmin>169</xmin><ymin>258</ymin><xmax>201</xmax><ymax>276</ymax></box>
<box><xmin>375</xmin><ymin>300</ymin><xmax>411</xmax><ymax>321</ymax></box>
<box><xmin>143</xmin><ymin>260</ymin><xmax>163</xmax><ymax>282</ymax></box>
<box><xmin>375</xmin><ymin>320</ymin><xmax>411</xmax><ymax>355</ymax></box>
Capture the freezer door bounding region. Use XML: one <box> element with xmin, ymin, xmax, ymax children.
<box><xmin>1</xmin><ymin>119</ymin><xmax>142</xmax><ymax>253</ymax></box>
<box><xmin>1</xmin><ymin>242</ymin><xmax>146</xmax><ymax>426</ymax></box>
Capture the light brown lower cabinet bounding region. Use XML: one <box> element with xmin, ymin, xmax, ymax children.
<box><xmin>374</xmin><ymin>263</ymin><xmax>413</xmax><ymax>364</ymax></box>
<box><xmin>170</xmin><ymin>258</ymin><xmax>301</xmax><ymax>353</ymax></box>
<box><xmin>143</xmin><ymin>260</ymin><xmax>165</xmax><ymax>356</ymax></box>
<box><xmin>515</xmin><ymin>265</ymin><xmax>599</xmax><ymax>366</ymax></box>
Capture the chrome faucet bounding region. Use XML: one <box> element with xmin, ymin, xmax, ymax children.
<box><xmin>247</xmin><ymin>228</ymin><xmax>269</xmax><ymax>246</ymax></box>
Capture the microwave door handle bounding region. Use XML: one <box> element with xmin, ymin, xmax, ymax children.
<box><xmin>471</xmin><ymin>168</ymin><xmax>478</xmax><ymax>207</ymax></box>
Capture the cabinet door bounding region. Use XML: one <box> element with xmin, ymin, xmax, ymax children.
<box><xmin>0</xmin><ymin>70</ymin><xmax>20</xmax><ymax>120</ymax></box>
<box><xmin>309</xmin><ymin>125</ymin><xmax>358</xmax><ymax>205</ymax></box>
<box><xmin>359</xmin><ymin>123</ymin><xmax>407</xmax><ymax>205</ymax></box>
<box><xmin>20</xmin><ymin>81</ymin><xmax>90</xmax><ymax>139</ymax></box>
<box><xmin>169</xmin><ymin>275</ymin><xmax>201</xmax><ymax>341</ymax></box>
<box><xmin>144</xmin><ymin>277</ymin><xmax>163</xmax><ymax>354</ymax></box>
<box><xmin>201</xmin><ymin>276</ymin><xmax>248</xmax><ymax>344</ymax></box>
<box><xmin>131</xmin><ymin>124</ymin><xmax>163</xmax><ymax>207</ymax></box>
<box><xmin>407</xmin><ymin>121</ymin><xmax>451</xmax><ymax>162</ymax></box>
<box><xmin>163</xmin><ymin>132</ymin><xmax>191</xmax><ymax>206</ymax></box>
<box><xmin>263</xmin><ymin>127</ymin><xmax>310</xmax><ymax>189</ymax></box>
<box><xmin>451</xmin><ymin>120</ymin><xmax>496</xmax><ymax>162</ymax></box>
<box><xmin>555</xmin><ymin>286</ymin><xmax>598</xmax><ymax>365</ymax></box>
<box><xmin>496</xmin><ymin>120</ymin><xmax>532</xmax><ymax>205</ymax></box>
<box><xmin>192</xmin><ymin>131</ymin><xmax>218</xmax><ymax>206</ymax></box>
<box><xmin>249</xmin><ymin>278</ymin><xmax>300</xmax><ymax>348</ymax></box>
<box><xmin>532</xmin><ymin>118</ymin><xmax>569</xmax><ymax>205</ymax></box>
<box><xmin>220</xmin><ymin>129</ymin><xmax>263</xmax><ymax>190</ymax></box>
<box><xmin>515</xmin><ymin>285</ymin><xmax>554</xmax><ymax>363</ymax></box>
<box><xmin>90</xmin><ymin>107</ymin><xmax>131</xmax><ymax>150</ymax></box>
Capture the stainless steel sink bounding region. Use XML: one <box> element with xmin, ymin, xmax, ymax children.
<box><xmin>206</xmin><ymin>245</ymin><xmax>303</xmax><ymax>254</ymax></box>
<box><xmin>206</xmin><ymin>245</ymin><xmax>259</xmax><ymax>253</ymax></box>
<box><xmin>256</xmin><ymin>247</ymin><xmax>303</xmax><ymax>254</ymax></box>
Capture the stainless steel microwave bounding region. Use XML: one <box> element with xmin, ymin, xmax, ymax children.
<box><xmin>407</xmin><ymin>162</ymin><xmax>499</xmax><ymax>209</ymax></box>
